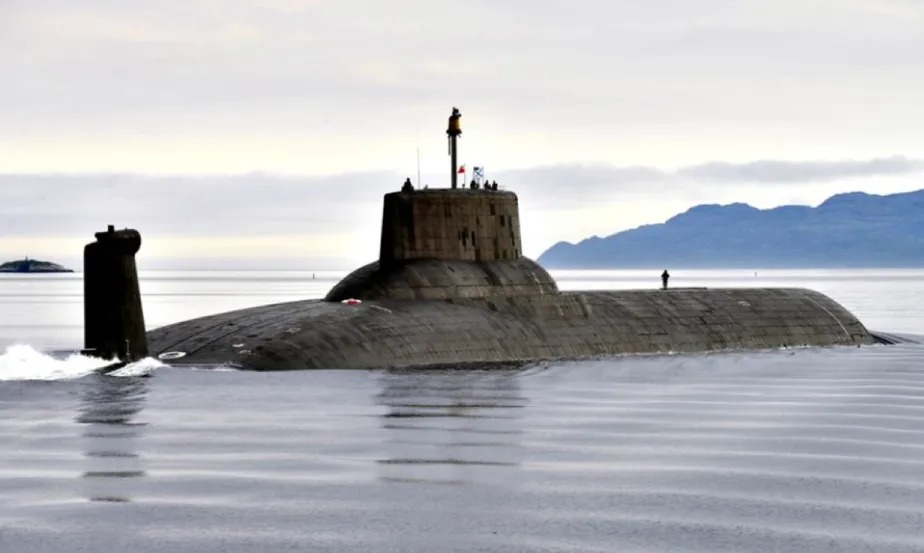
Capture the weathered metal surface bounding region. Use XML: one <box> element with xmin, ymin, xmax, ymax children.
<box><xmin>326</xmin><ymin>258</ymin><xmax>558</xmax><ymax>301</ymax></box>
<box><xmin>84</xmin><ymin>226</ymin><xmax>148</xmax><ymax>361</ymax></box>
<box><xmin>147</xmin><ymin>287</ymin><xmax>873</xmax><ymax>370</ymax></box>
<box><xmin>380</xmin><ymin>189</ymin><xmax>521</xmax><ymax>264</ymax></box>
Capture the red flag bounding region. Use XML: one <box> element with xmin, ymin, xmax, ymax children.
<box><xmin>458</xmin><ymin>164</ymin><xmax>466</xmax><ymax>174</ymax></box>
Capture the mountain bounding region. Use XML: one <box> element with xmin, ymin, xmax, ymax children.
<box><xmin>537</xmin><ymin>189</ymin><xmax>924</xmax><ymax>268</ymax></box>
<box><xmin>0</xmin><ymin>258</ymin><xmax>73</xmax><ymax>273</ymax></box>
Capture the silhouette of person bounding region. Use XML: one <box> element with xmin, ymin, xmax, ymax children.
<box><xmin>661</xmin><ymin>270</ymin><xmax>670</xmax><ymax>290</ymax></box>
<box><xmin>402</xmin><ymin>177</ymin><xmax>414</xmax><ymax>192</ymax></box>
<box><xmin>491</xmin><ymin>181</ymin><xmax>498</xmax><ymax>191</ymax></box>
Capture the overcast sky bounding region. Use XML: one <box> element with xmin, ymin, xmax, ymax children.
<box><xmin>3</xmin><ymin>0</ymin><xmax>923</xmax><ymax>268</ymax></box>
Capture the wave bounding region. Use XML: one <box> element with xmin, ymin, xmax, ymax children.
<box><xmin>0</xmin><ymin>344</ymin><xmax>166</xmax><ymax>381</ymax></box>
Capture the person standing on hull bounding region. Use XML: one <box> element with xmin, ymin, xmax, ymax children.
<box><xmin>661</xmin><ymin>269</ymin><xmax>670</xmax><ymax>290</ymax></box>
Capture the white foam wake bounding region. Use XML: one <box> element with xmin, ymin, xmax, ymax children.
<box><xmin>108</xmin><ymin>357</ymin><xmax>168</xmax><ymax>377</ymax></box>
<box><xmin>0</xmin><ymin>344</ymin><xmax>166</xmax><ymax>381</ymax></box>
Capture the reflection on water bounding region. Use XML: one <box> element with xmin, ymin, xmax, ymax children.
<box><xmin>6</xmin><ymin>347</ymin><xmax>924</xmax><ymax>552</ymax></box>
<box><xmin>376</xmin><ymin>367</ymin><xmax>527</xmax><ymax>485</ymax></box>
<box><xmin>76</xmin><ymin>374</ymin><xmax>148</xmax><ymax>503</ymax></box>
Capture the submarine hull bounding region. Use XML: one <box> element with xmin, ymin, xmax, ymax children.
<box><xmin>111</xmin><ymin>112</ymin><xmax>874</xmax><ymax>369</ymax></box>
<box><xmin>147</xmin><ymin>287</ymin><xmax>873</xmax><ymax>370</ymax></box>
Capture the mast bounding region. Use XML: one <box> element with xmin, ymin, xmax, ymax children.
<box><xmin>447</xmin><ymin>107</ymin><xmax>462</xmax><ymax>189</ymax></box>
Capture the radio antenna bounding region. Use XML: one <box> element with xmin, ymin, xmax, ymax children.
<box><xmin>416</xmin><ymin>130</ymin><xmax>421</xmax><ymax>189</ymax></box>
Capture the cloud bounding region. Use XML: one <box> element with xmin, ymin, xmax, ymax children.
<box><xmin>2</xmin><ymin>156</ymin><xmax>919</xmax><ymax>238</ymax></box>
<box><xmin>493</xmin><ymin>164</ymin><xmax>667</xmax><ymax>207</ymax></box>
<box><xmin>3</xmin><ymin>0</ymin><xmax>923</xmax><ymax>175</ymax></box>
<box><xmin>679</xmin><ymin>156</ymin><xmax>924</xmax><ymax>183</ymax></box>
<box><xmin>487</xmin><ymin>157</ymin><xmax>924</xmax><ymax>209</ymax></box>
<box><xmin>2</xmin><ymin>158</ymin><xmax>923</xmax><ymax>269</ymax></box>
<box><xmin>253</xmin><ymin>0</ymin><xmax>320</xmax><ymax>13</ymax></box>
<box><xmin>0</xmin><ymin>172</ymin><xmax>394</xmax><ymax>238</ymax></box>
<box><xmin>3</xmin><ymin>1</ymin><xmax>922</xmax><ymax>266</ymax></box>
<box><xmin>2</xmin><ymin>155</ymin><xmax>921</xmax><ymax>250</ymax></box>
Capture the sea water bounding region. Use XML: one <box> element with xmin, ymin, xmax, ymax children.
<box><xmin>1</xmin><ymin>269</ymin><xmax>923</xmax><ymax>552</ymax></box>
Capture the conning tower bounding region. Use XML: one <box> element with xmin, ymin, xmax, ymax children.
<box><xmin>379</xmin><ymin>189</ymin><xmax>522</xmax><ymax>264</ymax></box>
<box><xmin>327</xmin><ymin>107</ymin><xmax>558</xmax><ymax>302</ymax></box>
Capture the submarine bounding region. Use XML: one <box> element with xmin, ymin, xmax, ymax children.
<box><xmin>83</xmin><ymin>108</ymin><xmax>877</xmax><ymax>370</ymax></box>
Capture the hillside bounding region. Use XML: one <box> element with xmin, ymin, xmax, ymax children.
<box><xmin>538</xmin><ymin>189</ymin><xmax>924</xmax><ymax>268</ymax></box>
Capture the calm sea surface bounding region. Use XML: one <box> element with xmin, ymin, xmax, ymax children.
<box><xmin>2</xmin><ymin>269</ymin><xmax>924</xmax><ymax>552</ymax></box>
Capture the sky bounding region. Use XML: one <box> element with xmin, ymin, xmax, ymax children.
<box><xmin>2</xmin><ymin>0</ymin><xmax>923</xmax><ymax>269</ymax></box>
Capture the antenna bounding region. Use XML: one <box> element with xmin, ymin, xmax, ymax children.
<box><xmin>447</xmin><ymin>107</ymin><xmax>462</xmax><ymax>189</ymax></box>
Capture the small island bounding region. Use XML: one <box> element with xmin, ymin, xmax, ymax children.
<box><xmin>0</xmin><ymin>257</ymin><xmax>74</xmax><ymax>273</ymax></box>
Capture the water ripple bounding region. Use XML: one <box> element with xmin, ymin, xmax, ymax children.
<box><xmin>3</xmin><ymin>346</ymin><xmax>924</xmax><ymax>552</ymax></box>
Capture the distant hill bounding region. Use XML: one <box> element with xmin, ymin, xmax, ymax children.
<box><xmin>538</xmin><ymin>189</ymin><xmax>924</xmax><ymax>268</ymax></box>
<box><xmin>0</xmin><ymin>258</ymin><xmax>73</xmax><ymax>273</ymax></box>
